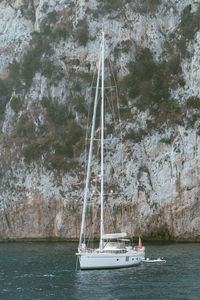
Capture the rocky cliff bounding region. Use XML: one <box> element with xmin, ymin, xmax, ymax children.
<box><xmin>0</xmin><ymin>0</ymin><xmax>200</xmax><ymax>241</ymax></box>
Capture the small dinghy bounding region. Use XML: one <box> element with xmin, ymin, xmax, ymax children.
<box><xmin>143</xmin><ymin>257</ymin><xmax>166</xmax><ymax>263</ymax></box>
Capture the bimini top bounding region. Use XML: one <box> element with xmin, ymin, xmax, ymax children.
<box><xmin>103</xmin><ymin>233</ymin><xmax>127</xmax><ymax>240</ymax></box>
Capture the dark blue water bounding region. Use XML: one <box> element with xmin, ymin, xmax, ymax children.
<box><xmin>0</xmin><ymin>242</ymin><xmax>199</xmax><ymax>299</ymax></box>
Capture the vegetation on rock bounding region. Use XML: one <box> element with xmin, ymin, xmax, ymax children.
<box><xmin>1</xmin><ymin>1</ymin><xmax>200</xmax><ymax>164</ymax></box>
<box><xmin>75</xmin><ymin>19</ymin><xmax>89</xmax><ymax>46</ymax></box>
<box><xmin>97</xmin><ymin>0</ymin><xmax>131</xmax><ymax>12</ymax></box>
<box><xmin>119</xmin><ymin>47</ymin><xmax>183</xmax><ymax>132</ymax></box>
<box><xmin>175</xmin><ymin>4</ymin><xmax>200</xmax><ymax>57</ymax></box>
<box><xmin>15</xmin><ymin>98</ymin><xmax>85</xmax><ymax>168</ymax></box>
<box><xmin>135</xmin><ymin>0</ymin><xmax>161</xmax><ymax>14</ymax></box>
<box><xmin>0</xmin><ymin>79</ymin><xmax>12</xmax><ymax>117</ymax></box>
<box><xmin>10</xmin><ymin>97</ymin><xmax>22</xmax><ymax>113</ymax></box>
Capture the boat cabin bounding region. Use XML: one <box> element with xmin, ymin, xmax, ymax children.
<box><xmin>98</xmin><ymin>233</ymin><xmax>132</xmax><ymax>254</ymax></box>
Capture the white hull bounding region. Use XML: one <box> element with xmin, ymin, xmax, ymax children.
<box><xmin>77</xmin><ymin>248</ymin><xmax>145</xmax><ymax>270</ymax></box>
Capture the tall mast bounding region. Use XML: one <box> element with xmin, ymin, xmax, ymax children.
<box><xmin>100</xmin><ymin>31</ymin><xmax>105</xmax><ymax>250</ymax></box>
<box><xmin>79</xmin><ymin>43</ymin><xmax>102</xmax><ymax>249</ymax></box>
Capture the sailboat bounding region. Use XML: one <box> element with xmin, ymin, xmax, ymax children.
<box><xmin>76</xmin><ymin>32</ymin><xmax>145</xmax><ymax>270</ymax></box>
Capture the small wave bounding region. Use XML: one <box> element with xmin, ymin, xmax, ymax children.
<box><xmin>43</xmin><ymin>274</ymin><xmax>55</xmax><ymax>278</ymax></box>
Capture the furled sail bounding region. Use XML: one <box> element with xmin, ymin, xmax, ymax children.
<box><xmin>103</xmin><ymin>233</ymin><xmax>127</xmax><ymax>240</ymax></box>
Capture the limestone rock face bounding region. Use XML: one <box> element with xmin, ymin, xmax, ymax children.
<box><xmin>0</xmin><ymin>0</ymin><xmax>200</xmax><ymax>241</ymax></box>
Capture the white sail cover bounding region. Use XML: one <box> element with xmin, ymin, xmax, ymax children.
<box><xmin>103</xmin><ymin>233</ymin><xmax>127</xmax><ymax>240</ymax></box>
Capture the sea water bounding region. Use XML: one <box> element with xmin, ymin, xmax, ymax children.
<box><xmin>0</xmin><ymin>242</ymin><xmax>199</xmax><ymax>299</ymax></box>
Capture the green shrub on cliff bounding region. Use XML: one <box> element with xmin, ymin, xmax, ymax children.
<box><xmin>97</xmin><ymin>0</ymin><xmax>131</xmax><ymax>12</ymax></box>
<box><xmin>23</xmin><ymin>142</ymin><xmax>41</xmax><ymax>163</ymax></box>
<box><xmin>0</xmin><ymin>79</ymin><xmax>12</xmax><ymax>116</ymax></box>
<box><xmin>8</xmin><ymin>59</ymin><xmax>22</xmax><ymax>92</ymax></box>
<box><xmin>8</xmin><ymin>32</ymin><xmax>52</xmax><ymax>90</ymax></box>
<box><xmin>180</xmin><ymin>5</ymin><xmax>200</xmax><ymax>41</ymax></box>
<box><xmin>135</xmin><ymin>0</ymin><xmax>161</xmax><ymax>14</ymax></box>
<box><xmin>71</xmin><ymin>96</ymin><xmax>87</xmax><ymax>115</ymax></box>
<box><xmin>41</xmin><ymin>97</ymin><xmax>73</xmax><ymax>126</ymax></box>
<box><xmin>10</xmin><ymin>97</ymin><xmax>22</xmax><ymax>113</ymax></box>
<box><xmin>41</xmin><ymin>60</ymin><xmax>56</xmax><ymax>78</ymax></box>
<box><xmin>18</xmin><ymin>97</ymin><xmax>84</xmax><ymax>167</ymax></box>
<box><xmin>16</xmin><ymin>115</ymin><xmax>35</xmax><ymax>138</ymax></box>
<box><xmin>120</xmin><ymin>47</ymin><xmax>183</xmax><ymax>127</ymax></box>
<box><xmin>15</xmin><ymin>99</ymin><xmax>84</xmax><ymax>166</ymax></box>
<box><xmin>185</xmin><ymin>97</ymin><xmax>200</xmax><ymax>129</ymax></box>
<box><xmin>186</xmin><ymin>97</ymin><xmax>200</xmax><ymax>109</ymax></box>
<box><xmin>21</xmin><ymin>45</ymin><xmax>42</xmax><ymax>88</ymax></box>
<box><xmin>116</xmin><ymin>45</ymin><xmax>187</xmax><ymax>136</ymax></box>
<box><xmin>124</xmin><ymin>128</ymin><xmax>147</xmax><ymax>142</ymax></box>
<box><xmin>75</xmin><ymin>19</ymin><xmax>89</xmax><ymax>46</ymax></box>
<box><xmin>122</xmin><ymin>48</ymin><xmax>169</xmax><ymax>109</ymax></box>
<box><xmin>177</xmin><ymin>4</ymin><xmax>200</xmax><ymax>57</ymax></box>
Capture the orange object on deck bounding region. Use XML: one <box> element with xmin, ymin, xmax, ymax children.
<box><xmin>138</xmin><ymin>237</ymin><xmax>142</xmax><ymax>251</ymax></box>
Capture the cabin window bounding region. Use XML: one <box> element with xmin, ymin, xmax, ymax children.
<box><xmin>126</xmin><ymin>256</ymin><xmax>129</xmax><ymax>262</ymax></box>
